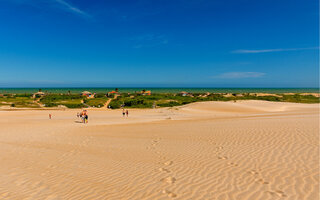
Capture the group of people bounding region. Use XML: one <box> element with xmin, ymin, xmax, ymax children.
<box><xmin>49</xmin><ymin>109</ymin><xmax>129</xmax><ymax>124</ymax></box>
<box><xmin>77</xmin><ymin>110</ymin><xmax>88</xmax><ymax>123</ymax></box>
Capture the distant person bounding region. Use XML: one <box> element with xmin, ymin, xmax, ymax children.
<box><xmin>85</xmin><ymin>114</ymin><xmax>88</xmax><ymax>123</ymax></box>
<box><xmin>126</xmin><ymin>110</ymin><xmax>129</xmax><ymax>117</ymax></box>
<box><xmin>49</xmin><ymin>114</ymin><xmax>52</xmax><ymax>119</ymax></box>
<box><xmin>77</xmin><ymin>112</ymin><xmax>80</xmax><ymax>118</ymax></box>
<box><xmin>80</xmin><ymin>110</ymin><xmax>86</xmax><ymax>123</ymax></box>
<box><xmin>82</xmin><ymin>110</ymin><xmax>88</xmax><ymax>123</ymax></box>
<box><xmin>122</xmin><ymin>109</ymin><xmax>125</xmax><ymax>117</ymax></box>
<box><xmin>79</xmin><ymin>112</ymin><xmax>83</xmax><ymax>122</ymax></box>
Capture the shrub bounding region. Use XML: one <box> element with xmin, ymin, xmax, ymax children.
<box><xmin>85</xmin><ymin>98</ymin><xmax>108</xmax><ymax>107</ymax></box>
<box><xmin>40</xmin><ymin>94</ymin><xmax>83</xmax><ymax>103</ymax></box>
<box><xmin>109</xmin><ymin>100</ymin><xmax>122</xmax><ymax>109</ymax></box>
<box><xmin>16</xmin><ymin>93</ymin><xmax>33</xmax><ymax>97</ymax></box>
<box><xmin>94</xmin><ymin>93</ymin><xmax>107</xmax><ymax>98</ymax></box>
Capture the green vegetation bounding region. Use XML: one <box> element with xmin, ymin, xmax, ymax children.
<box><xmin>109</xmin><ymin>93</ymin><xmax>225</xmax><ymax>109</ymax></box>
<box><xmin>93</xmin><ymin>93</ymin><xmax>107</xmax><ymax>98</ymax></box>
<box><xmin>84</xmin><ymin>97</ymin><xmax>109</xmax><ymax>108</ymax></box>
<box><xmin>0</xmin><ymin>96</ymin><xmax>40</xmax><ymax>108</ymax></box>
<box><xmin>281</xmin><ymin>94</ymin><xmax>320</xmax><ymax>103</ymax></box>
<box><xmin>108</xmin><ymin>99</ymin><xmax>122</xmax><ymax>109</ymax></box>
<box><xmin>108</xmin><ymin>93</ymin><xmax>319</xmax><ymax>109</ymax></box>
<box><xmin>40</xmin><ymin>94</ymin><xmax>85</xmax><ymax>108</ymax></box>
<box><xmin>0</xmin><ymin>92</ymin><xmax>318</xmax><ymax>109</ymax></box>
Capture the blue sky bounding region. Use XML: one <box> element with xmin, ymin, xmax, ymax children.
<box><xmin>0</xmin><ymin>0</ymin><xmax>318</xmax><ymax>87</ymax></box>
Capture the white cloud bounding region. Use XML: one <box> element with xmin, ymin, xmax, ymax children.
<box><xmin>53</xmin><ymin>0</ymin><xmax>90</xmax><ymax>17</ymax></box>
<box><xmin>232</xmin><ymin>47</ymin><xmax>319</xmax><ymax>54</ymax></box>
<box><xmin>216</xmin><ymin>72</ymin><xmax>265</xmax><ymax>79</ymax></box>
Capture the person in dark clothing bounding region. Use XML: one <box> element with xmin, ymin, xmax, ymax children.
<box><xmin>85</xmin><ymin>114</ymin><xmax>88</xmax><ymax>123</ymax></box>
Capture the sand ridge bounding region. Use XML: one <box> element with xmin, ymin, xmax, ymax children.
<box><xmin>0</xmin><ymin>101</ymin><xmax>318</xmax><ymax>199</ymax></box>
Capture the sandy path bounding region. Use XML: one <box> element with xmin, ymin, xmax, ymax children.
<box><xmin>0</xmin><ymin>101</ymin><xmax>318</xmax><ymax>200</ymax></box>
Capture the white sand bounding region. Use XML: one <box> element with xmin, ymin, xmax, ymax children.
<box><xmin>0</xmin><ymin>101</ymin><xmax>318</xmax><ymax>199</ymax></box>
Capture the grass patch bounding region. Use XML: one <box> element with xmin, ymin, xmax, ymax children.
<box><xmin>0</xmin><ymin>96</ymin><xmax>40</xmax><ymax>108</ymax></box>
<box><xmin>40</xmin><ymin>94</ymin><xmax>85</xmax><ymax>108</ymax></box>
<box><xmin>84</xmin><ymin>98</ymin><xmax>109</xmax><ymax>108</ymax></box>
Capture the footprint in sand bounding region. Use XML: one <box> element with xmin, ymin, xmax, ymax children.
<box><xmin>151</xmin><ymin>139</ymin><xmax>161</xmax><ymax>147</ymax></box>
<box><xmin>159</xmin><ymin>168</ymin><xmax>170</xmax><ymax>173</ymax></box>
<box><xmin>275</xmin><ymin>190</ymin><xmax>287</xmax><ymax>197</ymax></box>
<box><xmin>266</xmin><ymin>190</ymin><xmax>287</xmax><ymax>197</ymax></box>
<box><xmin>158</xmin><ymin>155</ymin><xmax>167</xmax><ymax>160</ymax></box>
<box><xmin>48</xmin><ymin>164</ymin><xmax>58</xmax><ymax>169</ymax></box>
<box><xmin>160</xmin><ymin>177</ymin><xmax>176</xmax><ymax>184</ymax></box>
<box><xmin>218</xmin><ymin>156</ymin><xmax>228</xmax><ymax>160</ymax></box>
<box><xmin>248</xmin><ymin>170</ymin><xmax>259</xmax><ymax>175</ymax></box>
<box><xmin>162</xmin><ymin>190</ymin><xmax>177</xmax><ymax>198</ymax></box>
<box><xmin>256</xmin><ymin>178</ymin><xmax>269</xmax><ymax>184</ymax></box>
<box><xmin>228</xmin><ymin>162</ymin><xmax>238</xmax><ymax>167</ymax></box>
<box><xmin>164</xmin><ymin>161</ymin><xmax>173</xmax><ymax>166</ymax></box>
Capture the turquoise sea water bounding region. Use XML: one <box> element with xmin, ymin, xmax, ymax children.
<box><xmin>0</xmin><ymin>88</ymin><xmax>319</xmax><ymax>94</ymax></box>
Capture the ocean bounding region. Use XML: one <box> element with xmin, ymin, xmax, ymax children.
<box><xmin>0</xmin><ymin>88</ymin><xmax>319</xmax><ymax>94</ymax></box>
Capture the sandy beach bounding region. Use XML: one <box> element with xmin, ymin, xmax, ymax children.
<box><xmin>0</xmin><ymin>100</ymin><xmax>318</xmax><ymax>200</ymax></box>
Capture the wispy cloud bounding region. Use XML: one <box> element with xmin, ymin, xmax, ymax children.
<box><xmin>232</xmin><ymin>47</ymin><xmax>319</xmax><ymax>54</ymax></box>
<box><xmin>215</xmin><ymin>72</ymin><xmax>266</xmax><ymax>79</ymax></box>
<box><xmin>53</xmin><ymin>0</ymin><xmax>90</xmax><ymax>18</ymax></box>
<box><xmin>5</xmin><ymin>0</ymin><xmax>90</xmax><ymax>18</ymax></box>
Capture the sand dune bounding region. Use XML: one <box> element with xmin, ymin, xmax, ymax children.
<box><xmin>0</xmin><ymin>101</ymin><xmax>318</xmax><ymax>199</ymax></box>
<box><xmin>179</xmin><ymin>100</ymin><xmax>316</xmax><ymax>113</ymax></box>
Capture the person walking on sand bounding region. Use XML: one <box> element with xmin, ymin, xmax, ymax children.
<box><xmin>122</xmin><ymin>109</ymin><xmax>125</xmax><ymax>117</ymax></box>
<box><xmin>85</xmin><ymin>114</ymin><xmax>88</xmax><ymax>123</ymax></box>
<box><xmin>126</xmin><ymin>110</ymin><xmax>129</xmax><ymax>117</ymax></box>
<box><xmin>49</xmin><ymin>114</ymin><xmax>52</xmax><ymax>119</ymax></box>
<box><xmin>81</xmin><ymin>110</ymin><xmax>86</xmax><ymax>123</ymax></box>
<box><xmin>82</xmin><ymin>110</ymin><xmax>88</xmax><ymax>123</ymax></box>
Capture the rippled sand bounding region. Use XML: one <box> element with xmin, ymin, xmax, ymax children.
<box><xmin>0</xmin><ymin>101</ymin><xmax>318</xmax><ymax>199</ymax></box>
